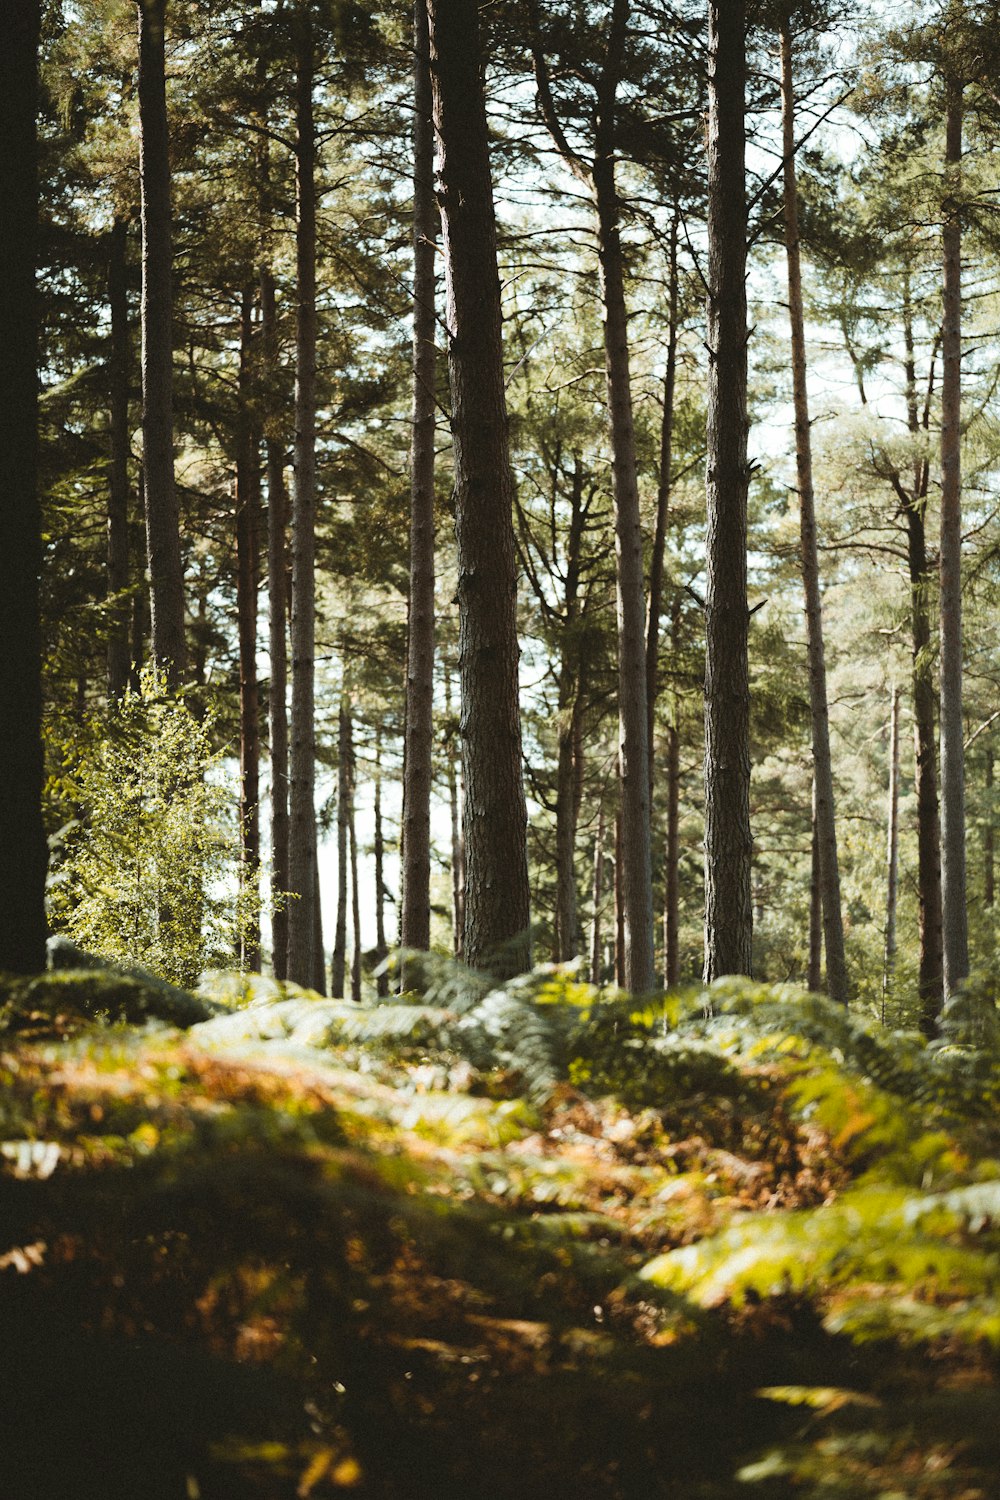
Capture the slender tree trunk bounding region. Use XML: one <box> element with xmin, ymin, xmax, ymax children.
<box><xmin>137</xmin><ymin>0</ymin><xmax>186</xmax><ymax>683</ymax></box>
<box><xmin>428</xmin><ymin>0</ymin><xmax>530</xmax><ymax>978</ymax></box>
<box><xmin>312</xmin><ymin>842</ymin><xmax>326</xmax><ymax>995</ymax></box>
<box><xmin>555</xmin><ymin>464</ymin><xmax>586</xmax><ymax>963</ymax></box>
<box><xmin>939</xmin><ymin>70</ymin><xmax>968</xmax><ymax>1002</ymax></box>
<box><xmin>883</xmin><ymin>684</ymin><xmax>901</xmax><ymax>1016</ymax></box>
<box><xmin>646</xmin><ymin>217</ymin><xmax>679</xmax><ymax>791</ymax></box>
<box><xmin>286</xmin><ymin>8</ymin><xmax>319</xmax><ymax>986</ymax></box>
<box><xmin>664</xmin><ymin>717</ymin><xmax>681</xmax><ymax>987</ymax></box>
<box><xmin>902</xmin><ymin>288</ymin><xmax>944</xmax><ymax>1029</ymax></box>
<box><xmin>261</xmin><ymin>264</ymin><xmax>290</xmax><ymax>981</ymax></box>
<box><xmin>590</xmin><ymin>807</ymin><xmax>605</xmax><ymax>986</ymax></box>
<box><xmin>986</xmin><ymin>747</ymin><xmax>995</xmax><ymax>910</ymax></box>
<box><xmin>236</xmin><ymin>287</ymin><xmax>261</xmax><ymax>972</ymax></box>
<box><xmin>107</xmin><ymin>216</ymin><xmax>132</xmax><ymax>701</ymax></box>
<box><xmin>808</xmin><ymin>777</ymin><xmax>822</xmax><ymax>991</ymax></box>
<box><xmin>592</xmin><ymin>2</ymin><xmax>654</xmax><ymax>994</ymax></box>
<box><xmin>374</xmin><ymin>731</ymin><xmax>389</xmax><ymax>997</ymax></box>
<box><xmin>332</xmin><ymin>691</ymin><xmax>350</xmax><ymax>999</ymax></box>
<box><xmin>780</xmin><ymin>22</ymin><xmax>848</xmax><ymax>1005</ymax></box>
<box><xmin>703</xmin><ymin>0</ymin><xmax>752</xmax><ymax>980</ymax></box>
<box><xmin>350</xmin><ymin>760</ymin><xmax>362</xmax><ymax>1003</ymax></box>
<box><xmin>0</xmin><ymin>0</ymin><xmax>48</xmax><ymax>972</ymax></box>
<box><xmin>445</xmin><ymin>662</ymin><xmax>464</xmax><ymax>957</ymax></box>
<box><xmin>614</xmin><ymin>812</ymin><xmax>626</xmax><ymax>987</ymax></box>
<box><xmin>401</xmin><ymin>0</ymin><xmax>438</xmax><ymax>955</ymax></box>
<box><xmin>130</xmin><ymin>502</ymin><xmax>146</xmax><ymax>691</ymax></box>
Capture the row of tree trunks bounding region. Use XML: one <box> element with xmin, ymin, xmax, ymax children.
<box><xmin>428</xmin><ymin>0</ymin><xmax>531</xmax><ymax>979</ymax></box>
<box><xmin>703</xmin><ymin>0</ymin><xmax>752</xmax><ymax>981</ymax></box>
<box><xmin>0</xmin><ymin>0</ymin><xmax>48</xmax><ymax>973</ymax></box>
<box><xmin>780</xmin><ymin>21</ymin><xmax>848</xmax><ymax>1006</ymax></box>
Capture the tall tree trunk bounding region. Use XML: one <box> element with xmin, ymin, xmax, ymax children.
<box><xmin>590</xmin><ymin>806</ymin><xmax>605</xmax><ymax>986</ymax></box>
<box><xmin>332</xmin><ymin>690</ymin><xmax>351</xmax><ymax>1000</ymax></box>
<box><xmin>428</xmin><ymin>0</ymin><xmax>530</xmax><ymax>979</ymax></box>
<box><xmin>286</xmin><ymin>7</ymin><xmax>319</xmax><ymax>986</ymax></box>
<box><xmin>312</xmin><ymin>841</ymin><xmax>326</xmax><ymax>995</ymax></box>
<box><xmin>939</xmin><ymin>69</ymin><xmax>968</xmax><ymax>1003</ymax></box>
<box><xmin>0</xmin><ymin>0</ymin><xmax>48</xmax><ymax>973</ymax></box>
<box><xmin>350</xmin><ymin>757</ymin><xmax>362</xmax><ymax>1003</ymax></box>
<box><xmin>401</xmin><ymin>0</ymin><xmax>437</xmax><ymax>955</ymax></box>
<box><xmin>986</xmin><ymin>747</ymin><xmax>995</xmax><ymax>910</ymax></box>
<box><xmin>374</xmin><ymin>731</ymin><xmax>389</xmax><ymax>997</ymax></box>
<box><xmin>808</xmin><ymin>777</ymin><xmax>822</xmax><ymax>991</ymax></box>
<box><xmin>902</xmin><ymin>285</ymin><xmax>944</xmax><ymax>1030</ymax></box>
<box><xmin>445</xmin><ymin>662</ymin><xmax>465</xmax><ymax>957</ymax></box>
<box><xmin>592</xmin><ymin>0</ymin><xmax>654</xmax><ymax>993</ymax></box>
<box><xmin>236</xmin><ymin>286</ymin><xmax>261</xmax><ymax>972</ymax></box>
<box><xmin>130</xmin><ymin>502</ymin><xmax>146</xmax><ymax>691</ymax></box>
<box><xmin>107</xmin><ymin>216</ymin><xmax>132</xmax><ymax>701</ymax></box>
<box><xmin>614</xmin><ymin>811</ymin><xmax>625</xmax><ymax>987</ymax></box>
<box><xmin>703</xmin><ymin>0</ymin><xmax>752</xmax><ymax>980</ymax></box>
<box><xmin>883</xmin><ymin>683</ymin><xmax>901</xmax><ymax>1017</ymax></box>
<box><xmin>664</xmin><ymin>717</ymin><xmax>680</xmax><ymax>987</ymax></box>
<box><xmin>780</xmin><ymin>22</ymin><xmax>848</xmax><ymax>1005</ymax></box>
<box><xmin>646</xmin><ymin>217</ymin><xmax>679</xmax><ymax>791</ymax></box>
<box><xmin>554</xmin><ymin>462</ymin><xmax>586</xmax><ymax>963</ymax></box>
<box><xmin>137</xmin><ymin>0</ymin><xmax>186</xmax><ymax>683</ymax></box>
<box><xmin>261</xmin><ymin>263</ymin><xmax>290</xmax><ymax>981</ymax></box>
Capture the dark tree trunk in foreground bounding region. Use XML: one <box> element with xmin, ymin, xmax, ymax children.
<box><xmin>901</xmin><ymin>289</ymin><xmax>944</xmax><ymax>1030</ymax></box>
<box><xmin>286</xmin><ymin>9</ymin><xmax>319</xmax><ymax>986</ymax></box>
<box><xmin>332</xmin><ymin>691</ymin><xmax>351</xmax><ymax>1000</ymax></box>
<box><xmin>401</xmin><ymin>0</ymin><xmax>437</xmax><ymax>956</ymax></box>
<box><xmin>236</xmin><ymin>287</ymin><xmax>261</xmax><ymax>972</ymax></box>
<box><xmin>939</xmin><ymin>72</ymin><xmax>968</xmax><ymax>1003</ymax></box>
<box><xmin>137</xmin><ymin>0</ymin><xmax>187</xmax><ymax>683</ymax></box>
<box><xmin>883</xmin><ymin>684</ymin><xmax>901</xmax><ymax>1014</ymax></box>
<box><xmin>781</xmin><ymin>21</ymin><xmax>848</xmax><ymax>1005</ymax></box>
<box><xmin>0</xmin><ymin>0</ymin><xmax>48</xmax><ymax>973</ymax></box>
<box><xmin>261</xmin><ymin>264</ymin><xmax>290</xmax><ymax>980</ymax></box>
<box><xmin>428</xmin><ymin>0</ymin><xmax>531</xmax><ymax>978</ymax></box>
<box><xmin>703</xmin><ymin>0</ymin><xmax>752</xmax><ymax>980</ymax></box>
<box><xmin>107</xmin><ymin>216</ymin><xmax>132</xmax><ymax>701</ymax></box>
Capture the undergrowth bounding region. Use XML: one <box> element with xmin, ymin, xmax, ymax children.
<box><xmin>1</xmin><ymin>958</ymin><xmax>999</xmax><ymax>1497</ymax></box>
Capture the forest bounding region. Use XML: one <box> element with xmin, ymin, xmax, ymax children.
<box><xmin>4</xmin><ymin>0</ymin><xmax>1000</xmax><ymax>1494</ymax></box>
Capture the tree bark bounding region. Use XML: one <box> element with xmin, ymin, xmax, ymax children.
<box><xmin>646</xmin><ymin>217</ymin><xmax>679</xmax><ymax>792</ymax></box>
<box><xmin>703</xmin><ymin>0</ymin><xmax>752</xmax><ymax>980</ymax></box>
<box><xmin>332</xmin><ymin>690</ymin><xmax>350</xmax><ymax>1000</ymax></box>
<box><xmin>939</xmin><ymin>70</ymin><xmax>969</xmax><ymax>1002</ymax></box>
<box><xmin>0</xmin><ymin>0</ymin><xmax>48</xmax><ymax>973</ymax></box>
<box><xmin>554</xmin><ymin>462</ymin><xmax>587</xmax><ymax>962</ymax></box>
<box><xmin>401</xmin><ymin>0</ymin><xmax>438</xmax><ymax>955</ymax></box>
<box><xmin>590</xmin><ymin>806</ymin><xmax>605</xmax><ymax>986</ymax></box>
<box><xmin>312</xmin><ymin>841</ymin><xmax>326</xmax><ymax>994</ymax></box>
<box><xmin>664</xmin><ymin>715</ymin><xmax>681</xmax><ymax>987</ymax></box>
<box><xmin>137</xmin><ymin>0</ymin><xmax>186</xmax><ymax>683</ymax></box>
<box><xmin>286</xmin><ymin>6</ymin><xmax>319</xmax><ymax>987</ymax></box>
<box><xmin>428</xmin><ymin>0</ymin><xmax>531</xmax><ymax>979</ymax></box>
<box><xmin>808</xmin><ymin>777</ymin><xmax>822</xmax><ymax>991</ymax></box>
<box><xmin>261</xmin><ymin>263</ymin><xmax>290</xmax><ymax>981</ymax></box>
<box><xmin>350</xmin><ymin>753</ymin><xmax>362</xmax><ymax>1003</ymax></box>
<box><xmin>902</xmin><ymin>285</ymin><xmax>944</xmax><ymax>1030</ymax></box>
<box><xmin>780</xmin><ymin>21</ymin><xmax>848</xmax><ymax>1005</ymax></box>
<box><xmin>374</xmin><ymin>730</ymin><xmax>389</xmax><ymax>996</ymax></box>
<box><xmin>614</xmin><ymin>810</ymin><xmax>625</xmax><ymax>988</ymax></box>
<box><xmin>882</xmin><ymin>683</ymin><xmax>901</xmax><ymax>1016</ymax></box>
<box><xmin>986</xmin><ymin>747</ymin><xmax>995</xmax><ymax>910</ymax></box>
<box><xmin>236</xmin><ymin>285</ymin><xmax>261</xmax><ymax>973</ymax></box>
<box><xmin>107</xmin><ymin>216</ymin><xmax>132</xmax><ymax>701</ymax></box>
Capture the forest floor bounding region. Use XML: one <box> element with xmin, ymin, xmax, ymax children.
<box><xmin>1</xmin><ymin>963</ymin><xmax>999</xmax><ymax>1499</ymax></box>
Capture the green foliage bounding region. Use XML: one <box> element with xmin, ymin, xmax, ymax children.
<box><xmin>48</xmin><ymin>672</ymin><xmax>262</xmax><ymax>989</ymax></box>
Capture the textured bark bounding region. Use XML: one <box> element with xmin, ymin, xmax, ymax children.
<box><xmin>261</xmin><ymin>264</ymin><xmax>290</xmax><ymax>980</ymax></box>
<box><xmin>137</xmin><ymin>0</ymin><xmax>186</xmax><ymax>683</ymax></box>
<box><xmin>374</xmin><ymin>732</ymin><xmax>389</xmax><ymax>997</ymax></box>
<box><xmin>808</xmin><ymin>778</ymin><xmax>822</xmax><ymax>992</ymax></box>
<box><xmin>236</xmin><ymin>287</ymin><xmax>261</xmax><ymax>973</ymax></box>
<box><xmin>428</xmin><ymin>0</ymin><xmax>530</xmax><ymax>978</ymax></box>
<box><xmin>554</xmin><ymin>463</ymin><xmax>587</xmax><ymax>962</ymax></box>
<box><xmin>590</xmin><ymin>807</ymin><xmax>605</xmax><ymax>986</ymax></box>
<box><xmin>332</xmin><ymin>692</ymin><xmax>351</xmax><ymax>1000</ymax></box>
<box><xmin>445</xmin><ymin>663</ymin><xmax>465</xmax><ymax>957</ymax></box>
<box><xmin>939</xmin><ymin>72</ymin><xmax>969</xmax><ymax>1001</ymax></box>
<box><xmin>401</xmin><ymin>0</ymin><xmax>437</xmax><ymax>955</ymax></box>
<box><xmin>0</xmin><ymin>0</ymin><xmax>48</xmax><ymax>973</ymax></box>
<box><xmin>986</xmin><ymin>748</ymin><xmax>995</xmax><ymax>910</ymax></box>
<box><xmin>883</xmin><ymin>684</ymin><xmax>901</xmax><ymax>1014</ymax></box>
<box><xmin>592</xmin><ymin>0</ymin><xmax>654</xmax><ymax>993</ymax></box>
<box><xmin>107</xmin><ymin>217</ymin><xmax>132</xmax><ymax>701</ymax></box>
<box><xmin>350</xmin><ymin>767</ymin><xmax>362</xmax><ymax>1004</ymax></box>
<box><xmin>286</xmin><ymin>9</ymin><xmax>319</xmax><ymax>986</ymax></box>
<box><xmin>902</xmin><ymin>289</ymin><xmax>944</xmax><ymax>1029</ymax></box>
<box><xmin>646</xmin><ymin>219</ymin><xmax>679</xmax><ymax>792</ymax></box>
<box><xmin>664</xmin><ymin>718</ymin><xmax>680</xmax><ymax>988</ymax></box>
<box><xmin>703</xmin><ymin>0</ymin><xmax>752</xmax><ymax>980</ymax></box>
<box><xmin>780</xmin><ymin>23</ymin><xmax>848</xmax><ymax>1005</ymax></box>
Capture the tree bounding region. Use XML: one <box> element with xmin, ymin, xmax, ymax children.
<box><xmin>427</xmin><ymin>0</ymin><xmax>531</xmax><ymax>978</ymax></box>
<box><xmin>0</xmin><ymin>0</ymin><xmax>48</xmax><ymax>974</ymax></box>
<box><xmin>137</xmin><ymin>0</ymin><xmax>187</xmax><ymax>683</ymax></box>
<box><xmin>703</xmin><ymin>0</ymin><xmax>752</xmax><ymax>980</ymax></box>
